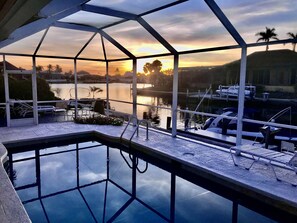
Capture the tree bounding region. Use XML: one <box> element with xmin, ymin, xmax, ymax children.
<box><xmin>115</xmin><ymin>68</ymin><xmax>120</xmax><ymax>76</ymax></box>
<box><xmin>36</xmin><ymin>65</ymin><xmax>43</xmax><ymax>74</ymax></box>
<box><xmin>163</xmin><ymin>68</ymin><xmax>173</xmax><ymax>76</ymax></box>
<box><xmin>47</xmin><ymin>64</ymin><xmax>53</xmax><ymax>74</ymax></box>
<box><xmin>55</xmin><ymin>64</ymin><xmax>62</xmax><ymax>73</ymax></box>
<box><xmin>143</xmin><ymin>60</ymin><xmax>163</xmax><ymax>75</ymax></box>
<box><xmin>143</xmin><ymin>60</ymin><xmax>163</xmax><ymax>87</ymax></box>
<box><xmin>287</xmin><ymin>32</ymin><xmax>297</xmax><ymax>52</ymax></box>
<box><xmin>89</xmin><ymin>86</ymin><xmax>103</xmax><ymax>98</ymax></box>
<box><xmin>143</xmin><ymin>62</ymin><xmax>152</xmax><ymax>74</ymax></box>
<box><xmin>255</xmin><ymin>27</ymin><xmax>279</xmax><ymax>51</ymax></box>
<box><xmin>77</xmin><ymin>70</ymin><xmax>90</xmax><ymax>75</ymax></box>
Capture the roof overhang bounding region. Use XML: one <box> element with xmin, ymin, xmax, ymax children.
<box><xmin>0</xmin><ymin>0</ymin><xmax>51</xmax><ymax>41</ymax></box>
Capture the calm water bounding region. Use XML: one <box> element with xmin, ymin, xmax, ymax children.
<box><xmin>6</xmin><ymin>140</ymin><xmax>275</xmax><ymax>223</ymax></box>
<box><xmin>49</xmin><ymin>83</ymin><xmax>297</xmax><ymax>131</ymax></box>
<box><xmin>50</xmin><ymin>83</ymin><xmax>180</xmax><ymax>129</ymax></box>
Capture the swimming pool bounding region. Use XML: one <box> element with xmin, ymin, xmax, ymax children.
<box><xmin>5</xmin><ymin>139</ymin><xmax>278</xmax><ymax>223</ymax></box>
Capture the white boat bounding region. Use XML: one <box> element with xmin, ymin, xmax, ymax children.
<box><xmin>216</xmin><ymin>85</ymin><xmax>256</xmax><ymax>99</ymax></box>
<box><xmin>202</xmin><ymin>107</ymin><xmax>297</xmax><ymax>144</ymax></box>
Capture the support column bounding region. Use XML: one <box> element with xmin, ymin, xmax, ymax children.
<box><xmin>236</xmin><ymin>47</ymin><xmax>247</xmax><ymax>146</ymax></box>
<box><xmin>74</xmin><ymin>59</ymin><xmax>78</xmax><ymax>118</ymax></box>
<box><xmin>170</xmin><ymin>173</ymin><xmax>176</xmax><ymax>222</ymax></box>
<box><xmin>106</xmin><ymin>61</ymin><xmax>110</xmax><ymax>116</ymax></box>
<box><xmin>132</xmin><ymin>59</ymin><xmax>137</xmax><ymax>121</ymax></box>
<box><xmin>3</xmin><ymin>55</ymin><xmax>10</xmax><ymax>127</ymax></box>
<box><xmin>172</xmin><ymin>54</ymin><xmax>179</xmax><ymax>137</ymax></box>
<box><xmin>101</xmin><ymin>35</ymin><xmax>109</xmax><ymax>117</ymax></box>
<box><xmin>76</xmin><ymin>143</ymin><xmax>79</xmax><ymax>187</ymax></box>
<box><xmin>132</xmin><ymin>155</ymin><xmax>136</xmax><ymax>198</ymax></box>
<box><xmin>32</xmin><ymin>56</ymin><xmax>38</xmax><ymax>124</ymax></box>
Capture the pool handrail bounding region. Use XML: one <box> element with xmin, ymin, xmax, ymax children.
<box><xmin>131</xmin><ymin>119</ymin><xmax>150</xmax><ymax>142</ymax></box>
<box><xmin>120</xmin><ymin>115</ymin><xmax>138</xmax><ymax>143</ymax></box>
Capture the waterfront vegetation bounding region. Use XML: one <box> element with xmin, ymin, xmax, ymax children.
<box><xmin>0</xmin><ymin>76</ymin><xmax>57</xmax><ymax>102</ymax></box>
<box><xmin>74</xmin><ymin>114</ymin><xmax>123</xmax><ymax>126</ymax></box>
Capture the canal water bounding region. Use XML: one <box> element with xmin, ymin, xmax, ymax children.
<box><xmin>50</xmin><ymin>83</ymin><xmax>181</xmax><ymax>129</ymax></box>
<box><xmin>49</xmin><ymin>83</ymin><xmax>296</xmax><ymax>131</ymax></box>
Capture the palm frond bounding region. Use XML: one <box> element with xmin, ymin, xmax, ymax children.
<box><xmin>256</xmin><ymin>37</ymin><xmax>265</xmax><ymax>42</ymax></box>
<box><xmin>287</xmin><ymin>32</ymin><xmax>297</xmax><ymax>39</ymax></box>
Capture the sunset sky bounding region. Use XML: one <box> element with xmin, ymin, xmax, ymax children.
<box><xmin>1</xmin><ymin>0</ymin><xmax>296</xmax><ymax>75</ymax></box>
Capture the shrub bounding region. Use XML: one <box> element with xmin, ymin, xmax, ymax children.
<box><xmin>74</xmin><ymin>114</ymin><xmax>123</xmax><ymax>126</ymax></box>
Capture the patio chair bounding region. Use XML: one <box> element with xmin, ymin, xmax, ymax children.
<box><xmin>230</xmin><ymin>144</ymin><xmax>297</xmax><ymax>186</ymax></box>
<box><xmin>15</xmin><ymin>100</ymin><xmax>56</xmax><ymax>117</ymax></box>
<box><xmin>54</xmin><ymin>101</ymin><xmax>67</xmax><ymax>120</ymax></box>
<box><xmin>55</xmin><ymin>101</ymin><xmax>68</xmax><ymax>112</ymax></box>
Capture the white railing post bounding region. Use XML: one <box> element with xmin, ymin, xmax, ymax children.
<box><xmin>32</xmin><ymin>56</ymin><xmax>38</xmax><ymax>124</ymax></box>
<box><xmin>172</xmin><ymin>54</ymin><xmax>179</xmax><ymax>137</ymax></box>
<box><xmin>236</xmin><ymin>47</ymin><xmax>247</xmax><ymax>146</ymax></box>
<box><xmin>74</xmin><ymin>59</ymin><xmax>78</xmax><ymax>118</ymax></box>
<box><xmin>3</xmin><ymin>55</ymin><xmax>10</xmax><ymax>127</ymax></box>
<box><xmin>105</xmin><ymin>61</ymin><xmax>110</xmax><ymax>116</ymax></box>
<box><xmin>132</xmin><ymin>59</ymin><xmax>137</xmax><ymax>125</ymax></box>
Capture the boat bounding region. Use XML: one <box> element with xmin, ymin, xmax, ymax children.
<box><xmin>202</xmin><ymin>107</ymin><xmax>297</xmax><ymax>146</ymax></box>
<box><xmin>216</xmin><ymin>85</ymin><xmax>256</xmax><ymax>99</ymax></box>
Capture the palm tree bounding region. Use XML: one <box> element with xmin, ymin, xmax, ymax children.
<box><xmin>55</xmin><ymin>64</ymin><xmax>62</xmax><ymax>73</ymax></box>
<box><xmin>143</xmin><ymin>60</ymin><xmax>163</xmax><ymax>75</ymax></box>
<box><xmin>143</xmin><ymin>60</ymin><xmax>163</xmax><ymax>87</ymax></box>
<box><xmin>47</xmin><ymin>64</ymin><xmax>53</xmax><ymax>74</ymax></box>
<box><xmin>36</xmin><ymin>65</ymin><xmax>43</xmax><ymax>74</ymax></box>
<box><xmin>255</xmin><ymin>27</ymin><xmax>279</xmax><ymax>51</ymax></box>
<box><xmin>89</xmin><ymin>86</ymin><xmax>103</xmax><ymax>98</ymax></box>
<box><xmin>287</xmin><ymin>32</ymin><xmax>297</xmax><ymax>52</ymax></box>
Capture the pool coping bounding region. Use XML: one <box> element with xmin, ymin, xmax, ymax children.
<box><xmin>0</xmin><ymin>143</ymin><xmax>31</xmax><ymax>223</ymax></box>
<box><xmin>0</xmin><ymin>123</ymin><xmax>297</xmax><ymax>222</ymax></box>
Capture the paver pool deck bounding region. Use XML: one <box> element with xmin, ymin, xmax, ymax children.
<box><xmin>0</xmin><ymin>122</ymin><xmax>297</xmax><ymax>222</ymax></box>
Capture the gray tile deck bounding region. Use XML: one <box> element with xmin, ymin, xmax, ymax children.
<box><xmin>0</xmin><ymin>122</ymin><xmax>297</xmax><ymax>222</ymax></box>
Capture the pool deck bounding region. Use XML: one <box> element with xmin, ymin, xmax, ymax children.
<box><xmin>0</xmin><ymin>122</ymin><xmax>297</xmax><ymax>222</ymax></box>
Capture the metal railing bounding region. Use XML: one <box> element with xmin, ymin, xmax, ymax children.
<box><xmin>178</xmin><ymin>108</ymin><xmax>297</xmax><ymax>131</ymax></box>
<box><xmin>108</xmin><ymin>98</ymin><xmax>171</xmax><ymax>110</ymax></box>
<box><xmin>119</xmin><ymin>116</ymin><xmax>150</xmax><ymax>174</ymax></box>
<box><xmin>120</xmin><ymin>115</ymin><xmax>150</xmax><ymax>143</ymax></box>
<box><xmin>119</xmin><ymin>149</ymin><xmax>149</xmax><ymax>174</ymax></box>
<box><xmin>120</xmin><ymin>115</ymin><xmax>139</xmax><ymax>143</ymax></box>
<box><xmin>131</xmin><ymin>119</ymin><xmax>150</xmax><ymax>142</ymax></box>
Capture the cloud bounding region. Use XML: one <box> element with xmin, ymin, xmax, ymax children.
<box><xmin>217</xmin><ymin>0</ymin><xmax>297</xmax><ymax>41</ymax></box>
<box><xmin>38</xmin><ymin>27</ymin><xmax>93</xmax><ymax>57</ymax></box>
<box><xmin>1</xmin><ymin>0</ymin><xmax>296</xmax><ymax>70</ymax></box>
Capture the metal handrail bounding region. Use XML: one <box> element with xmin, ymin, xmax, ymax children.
<box><xmin>129</xmin><ymin>119</ymin><xmax>150</xmax><ymax>143</ymax></box>
<box><xmin>120</xmin><ymin>150</ymin><xmax>134</xmax><ymax>169</ymax></box>
<box><xmin>136</xmin><ymin>161</ymin><xmax>148</xmax><ymax>173</ymax></box>
<box><xmin>118</xmin><ymin>118</ymin><xmax>150</xmax><ymax>174</ymax></box>
<box><xmin>119</xmin><ymin>149</ymin><xmax>148</xmax><ymax>174</ymax></box>
<box><xmin>130</xmin><ymin>119</ymin><xmax>150</xmax><ymax>173</ymax></box>
<box><xmin>120</xmin><ymin>115</ymin><xmax>138</xmax><ymax>143</ymax></box>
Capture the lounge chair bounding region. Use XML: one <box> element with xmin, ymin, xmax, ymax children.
<box><xmin>230</xmin><ymin>144</ymin><xmax>297</xmax><ymax>186</ymax></box>
<box><xmin>15</xmin><ymin>100</ymin><xmax>65</xmax><ymax>117</ymax></box>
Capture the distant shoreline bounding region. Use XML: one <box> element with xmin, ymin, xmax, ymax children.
<box><xmin>48</xmin><ymin>81</ymin><xmax>147</xmax><ymax>84</ymax></box>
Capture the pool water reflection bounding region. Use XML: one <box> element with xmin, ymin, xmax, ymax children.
<box><xmin>6</xmin><ymin>141</ymin><xmax>275</xmax><ymax>223</ymax></box>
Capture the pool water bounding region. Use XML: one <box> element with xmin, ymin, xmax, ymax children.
<box><xmin>6</xmin><ymin>140</ymin><xmax>276</xmax><ymax>223</ymax></box>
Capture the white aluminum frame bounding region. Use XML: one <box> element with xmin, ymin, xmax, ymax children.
<box><xmin>0</xmin><ymin>0</ymin><xmax>296</xmax><ymax>145</ymax></box>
